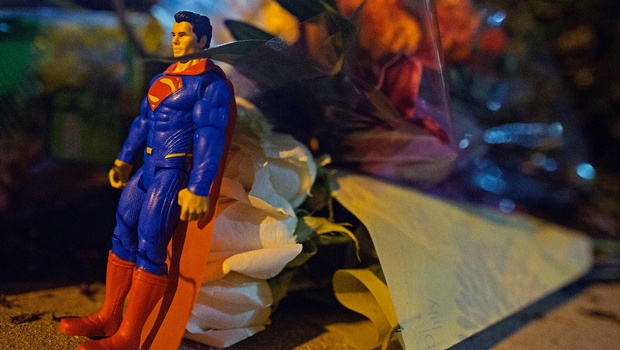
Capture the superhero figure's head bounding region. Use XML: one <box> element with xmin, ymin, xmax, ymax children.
<box><xmin>172</xmin><ymin>11</ymin><xmax>213</xmax><ymax>58</ymax></box>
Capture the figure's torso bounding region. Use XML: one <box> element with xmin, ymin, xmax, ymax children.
<box><xmin>143</xmin><ymin>61</ymin><xmax>223</xmax><ymax>167</ymax></box>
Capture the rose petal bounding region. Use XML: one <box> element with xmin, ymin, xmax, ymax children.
<box><xmin>210</xmin><ymin>201</ymin><xmax>298</xmax><ymax>253</ymax></box>
<box><xmin>184</xmin><ymin>326</ymin><xmax>266</xmax><ymax>349</ymax></box>
<box><xmin>264</xmin><ymin>133</ymin><xmax>317</xmax><ymax>207</ymax></box>
<box><xmin>190</xmin><ymin>304</ymin><xmax>271</xmax><ymax>330</ymax></box>
<box><xmin>223</xmin><ymin>144</ymin><xmax>256</xmax><ymax>191</ymax></box>
<box><xmin>248</xmin><ymin>166</ymin><xmax>296</xmax><ymax>217</ymax></box>
<box><xmin>226</xmin><ymin>102</ymin><xmax>317</xmax><ymax>207</ymax></box>
<box><xmin>187</xmin><ymin>274</ymin><xmax>273</xmax><ymax>343</ymax></box>
<box><xmin>222</xmin><ymin>244</ymin><xmax>303</xmax><ymax>279</ymax></box>
<box><xmin>195</xmin><ymin>273</ymin><xmax>273</xmax><ymax>313</ymax></box>
<box><xmin>219</xmin><ymin>178</ymin><xmax>252</xmax><ymax>204</ymax></box>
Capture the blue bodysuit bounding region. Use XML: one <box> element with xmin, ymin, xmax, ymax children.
<box><xmin>111</xmin><ymin>59</ymin><xmax>232</xmax><ymax>275</ymax></box>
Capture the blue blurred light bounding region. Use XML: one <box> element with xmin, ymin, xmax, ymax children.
<box><xmin>548</xmin><ymin>122</ymin><xmax>564</xmax><ymax>137</ymax></box>
<box><xmin>531</xmin><ymin>153</ymin><xmax>558</xmax><ymax>172</ymax></box>
<box><xmin>459</xmin><ymin>138</ymin><xmax>470</xmax><ymax>149</ymax></box>
<box><xmin>476</xmin><ymin>173</ymin><xmax>506</xmax><ymax>194</ymax></box>
<box><xmin>499</xmin><ymin>198</ymin><xmax>516</xmax><ymax>213</ymax></box>
<box><xmin>0</xmin><ymin>22</ymin><xmax>10</xmax><ymax>33</ymax></box>
<box><xmin>483</xmin><ymin>123</ymin><xmax>564</xmax><ymax>148</ymax></box>
<box><xmin>576</xmin><ymin>163</ymin><xmax>595</xmax><ymax>180</ymax></box>
<box><xmin>486</xmin><ymin>100</ymin><xmax>502</xmax><ymax>111</ymax></box>
<box><xmin>483</xmin><ymin>130</ymin><xmax>508</xmax><ymax>144</ymax></box>
<box><xmin>487</xmin><ymin>10</ymin><xmax>507</xmax><ymax>27</ymax></box>
<box><xmin>544</xmin><ymin>158</ymin><xmax>558</xmax><ymax>172</ymax></box>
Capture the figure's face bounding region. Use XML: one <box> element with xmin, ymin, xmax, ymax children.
<box><xmin>171</xmin><ymin>21</ymin><xmax>202</xmax><ymax>58</ymax></box>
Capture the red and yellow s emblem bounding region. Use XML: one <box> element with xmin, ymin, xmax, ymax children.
<box><xmin>148</xmin><ymin>76</ymin><xmax>183</xmax><ymax>111</ymax></box>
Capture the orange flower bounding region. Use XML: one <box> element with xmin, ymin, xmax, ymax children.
<box><xmin>436</xmin><ymin>0</ymin><xmax>482</xmax><ymax>62</ymax></box>
<box><xmin>335</xmin><ymin>0</ymin><xmax>424</xmax><ymax>118</ymax></box>
<box><xmin>337</xmin><ymin>0</ymin><xmax>422</xmax><ymax>63</ymax></box>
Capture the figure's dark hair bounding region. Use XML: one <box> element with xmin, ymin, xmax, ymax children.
<box><xmin>174</xmin><ymin>11</ymin><xmax>212</xmax><ymax>49</ymax></box>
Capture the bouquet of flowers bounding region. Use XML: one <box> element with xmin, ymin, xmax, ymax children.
<box><xmin>153</xmin><ymin>0</ymin><xmax>458</xmax><ymax>186</ymax></box>
<box><xmin>144</xmin><ymin>0</ymin><xmax>460</xmax><ymax>347</ymax></box>
<box><xmin>141</xmin><ymin>0</ymin><xmax>594</xmax><ymax>347</ymax></box>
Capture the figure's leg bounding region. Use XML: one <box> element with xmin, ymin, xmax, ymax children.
<box><xmin>77</xmin><ymin>168</ymin><xmax>187</xmax><ymax>350</ymax></box>
<box><xmin>111</xmin><ymin>168</ymin><xmax>147</xmax><ymax>263</ymax></box>
<box><xmin>135</xmin><ymin>167</ymin><xmax>188</xmax><ymax>275</ymax></box>
<box><xmin>59</xmin><ymin>169</ymin><xmax>146</xmax><ymax>338</ymax></box>
<box><xmin>58</xmin><ymin>251</ymin><xmax>135</xmax><ymax>337</ymax></box>
<box><xmin>76</xmin><ymin>269</ymin><xmax>168</xmax><ymax>350</ymax></box>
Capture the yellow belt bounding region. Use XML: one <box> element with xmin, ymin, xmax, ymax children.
<box><xmin>146</xmin><ymin>147</ymin><xmax>192</xmax><ymax>159</ymax></box>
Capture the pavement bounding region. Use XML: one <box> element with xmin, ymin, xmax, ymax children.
<box><xmin>1</xmin><ymin>275</ymin><xmax>620</xmax><ymax>350</ymax></box>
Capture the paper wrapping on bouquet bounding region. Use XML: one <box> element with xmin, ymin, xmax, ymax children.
<box><xmin>332</xmin><ymin>173</ymin><xmax>592</xmax><ymax>350</ymax></box>
<box><xmin>184</xmin><ymin>0</ymin><xmax>460</xmax><ymax>185</ymax></box>
<box><xmin>436</xmin><ymin>0</ymin><xmax>593</xmax><ymax>215</ymax></box>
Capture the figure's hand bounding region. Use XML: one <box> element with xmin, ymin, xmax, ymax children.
<box><xmin>178</xmin><ymin>188</ymin><xmax>209</xmax><ymax>221</ymax></box>
<box><xmin>108</xmin><ymin>159</ymin><xmax>133</xmax><ymax>189</ymax></box>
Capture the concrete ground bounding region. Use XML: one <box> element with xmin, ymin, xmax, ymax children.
<box><xmin>1</xmin><ymin>276</ymin><xmax>620</xmax><ymax>350</ymax></box>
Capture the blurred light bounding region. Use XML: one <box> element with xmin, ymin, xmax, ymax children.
<box><xmin>499</xmin><ymin>198</ymin><xmax>516</xmax><ymax>213</ymax></box>
<box><xmin>459</xmin><ymin>138</ymin><xmax>470</xmax><ymax>149</ymax></box>
<box><xmin>557</xmin><ymin>25</ymin><xmax>594</xmax><ymax>52</ymax></box>
<box><xmin>574</xmin><ymin>68</ymin><xmax>595</xmax><ymax>87</ymax></box>
<box><xmin>576</xmin><ymin>163</ymin><xmax>595</xmax><ymax>180</ymax></box>
<box><xmin>543</xmin><ymin>158</ymin><xmax>558</xmax><ymax>172</ymax></box>
<box><xmin>548</xmin><ymin>122</ymin><xmax>563</xmax><ymax>137</ymax></box>
<box><xmin>531</xmin><ymin>153</ymin><xmax>558</xmax><ymax>172</ymax></box>
<box><xmin>484</xmin><ymin>130</ymin><xmax>505</xmax><ymax>144</ymax></box>
<box><xmin>483</xmin><ymin>123</ymin><xmax>563</xmax><ymax>148</ymax></box>
<box><xmin>486</xmin><ymin>100</ymin><xmax>502</xmax><ymax>111</ymax></box>
<box><xmin>476</xmin><ymin>173</ymin><xmax>506</xmax><ymax>194</ymax></box>
<box><xmin>0</xmin><ymin>22</ymin><xmax>10</xmax><ymax>33</ymax></box>
<box><xmin>487</xmin><ymin>10</ymin><xmax>507</xmax><ymax>27</ymax></box>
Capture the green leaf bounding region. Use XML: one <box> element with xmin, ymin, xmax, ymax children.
<box><xmin>267</xmin><ymin>269</ymin><xmax>299</xmax><ymax>308</ymax></box>
<box><xmin>203</xmin><ymin>40</ymin><xmax>270</xmax><ymax>62</ymax></box>
<box><xmin>224</xmin><ymin>38</ymin><xmax>328</xmax><ymax>86</ymax></box>
<box><xmin>301</xmin><ymin>216</ymin><xmax>360</xmax><ymax>260</ymax></box>
<box><xmin>294</xmin><ymin>217</ymin><xmax>316</xmax><ymax>243</ymax></box>
<box><xmin>300</xmin><ymin>169</ymin><xmax>332</xmax><ymax>214</ymax></box>
<box><xmin>224</xmin><ymin>19</ymin><xmax>275</xmax><ymax>41</ymax></box>
<box><xmin>285</xmin><ymin>239</ymin><xmax>318</xmax><ymax>268</ymax></box>
<box><xmin>316</xmin><ymin>233</ymin><xmax>353</xmax><ymax>245</ymax></box>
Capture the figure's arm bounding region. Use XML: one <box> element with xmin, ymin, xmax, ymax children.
<box><xmin>179</xmin><ymin>78</ymin><xmax>232</xmax><ymax>221</ymax></box>
<box><xmin>109</xmin><ymin>97</ymin><xmax>150</xmax><ymax>188</ymax></box>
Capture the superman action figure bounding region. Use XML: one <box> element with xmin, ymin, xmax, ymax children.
<box><xmin>59</xmin><ymin>11</ymin><xmax>234</xmax><ymax>350</ymax></box>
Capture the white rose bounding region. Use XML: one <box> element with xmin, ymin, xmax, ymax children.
<box><xmin>186</xmin><ymin>98</ymin><xmax>317</xmax><ymax>347</ymax></box>
<box><xmin>186</xmin><ymin>273</ymin><xmax>272</xmax><ymax>348</ymax></box>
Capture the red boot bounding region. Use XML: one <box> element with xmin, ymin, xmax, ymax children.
<box><xmin>59</xmin><ymin>251</ymin><xmax>134</xmax><ymax>337</ymax></box>
<box><xmin>77</xmin><ymin>268</ymin><xmax>168</xmax><ymax>350</ymax></box>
